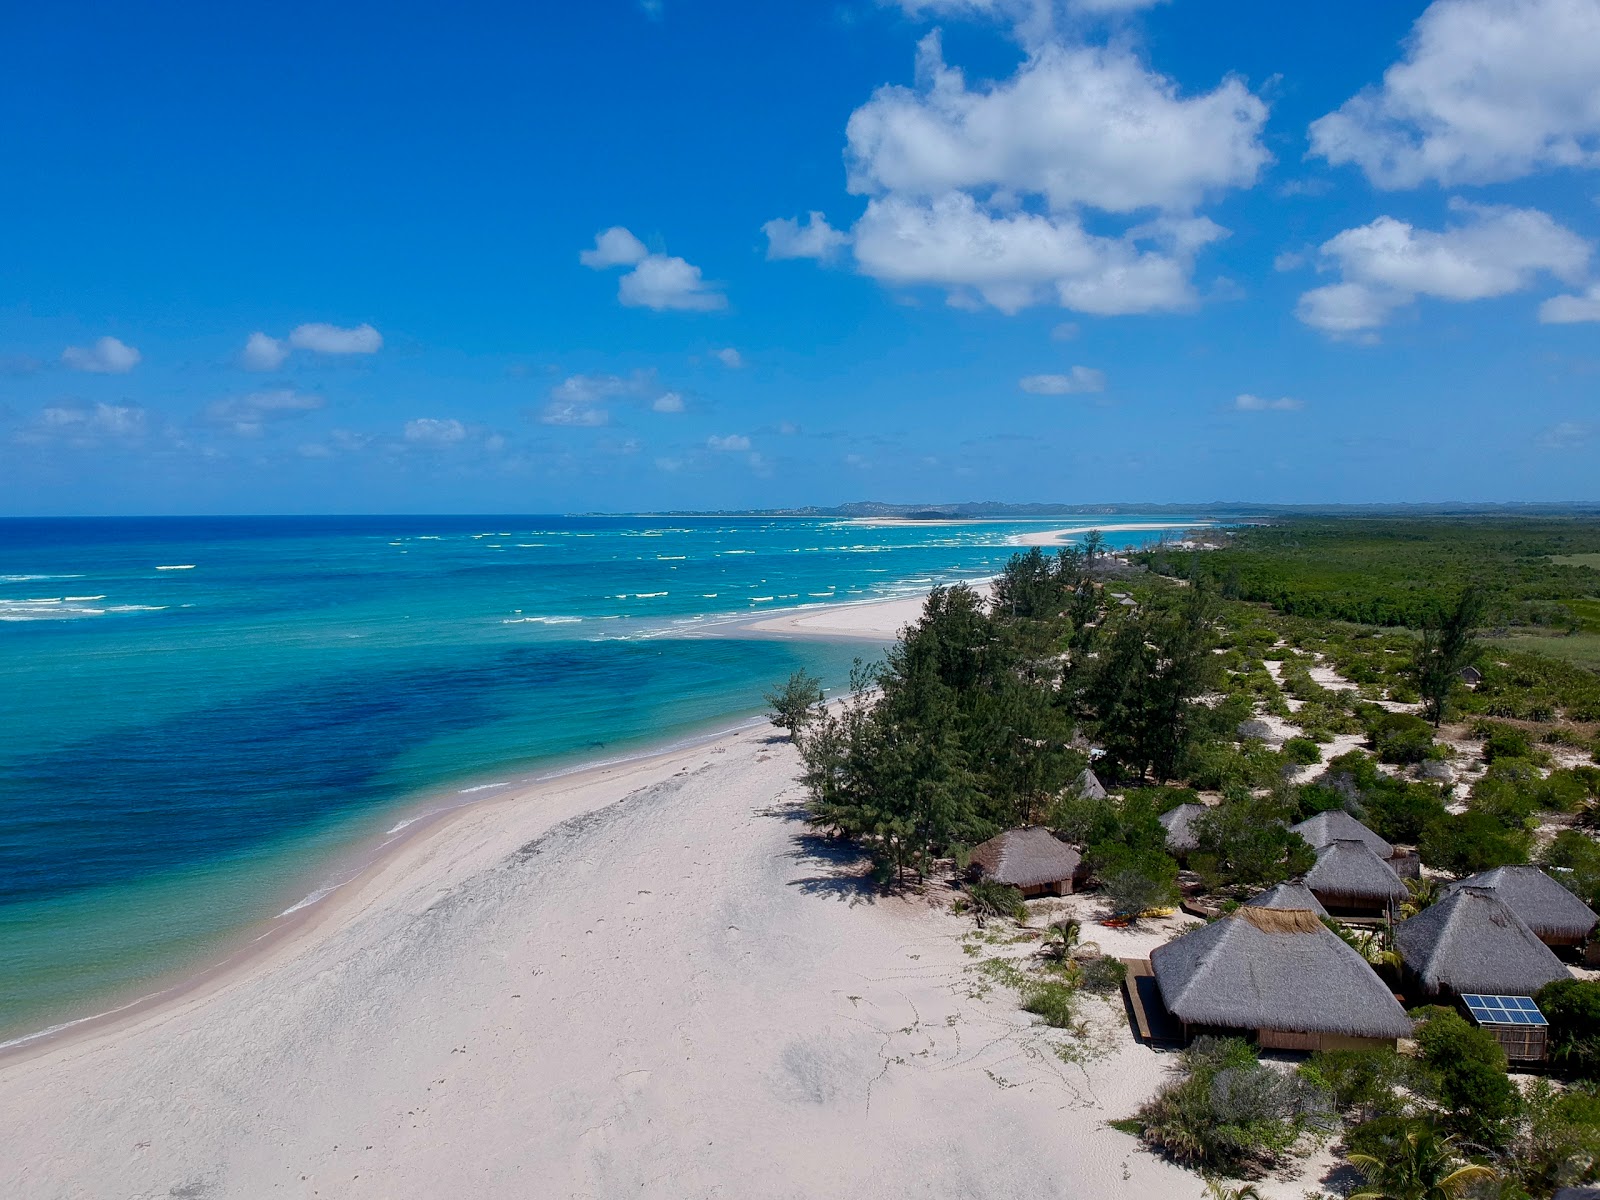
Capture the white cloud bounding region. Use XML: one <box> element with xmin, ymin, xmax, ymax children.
<box><xmin>1234</xmin><ymin>393</ymin><xmax>1303</xmax><ymax>411</ymax></box>
<box><xmin>579</xmin><ymin>226</ymin><xmax>649</xmax><ymax>268</ymax></box>
<box><xmin>203</xmin><ymin>389</ymin><xmax>325</xmax><ymax>436</ymax></box>
<box><xmin>1540</xmin><ymin>282</ymin><xmax>1600</xmax><ymax>322</ymax></box>
<box><xmin>1018</xmin><ymin>366</ymin><xmax>1105</xmax><ymax>393</ymax></box>
<box><xmin>1537</xmin><ymin>420</ymin><xmax>1592</xmax><ymax>449</ymax></box>
<box><xmin>15</xmin><ymin>402</ymin><xmax>148</xmax><ymax>446</ymax></box>
<box><xmin>852</xmin><ymin>192</ymin><xmax>1218</xmax><ymax>314</ymax></box>
<box><xmin>762</xmin><ymin>212</ymin><xmax>851</xmax><ymax>260</ymax></box>
<box><xmin>581</xmin><ymin>226</ymin><xmax>726</xmax><ymax>311</ymax></box>
<box><xmin>288</xmin><ymin>323</ymin><xmax>383</xmax><ymax>354</ymax></box>
<box><xmin>61</xmin><ymin>336</ymin><xmax>141</xmax><ymax>374</ymax></box>
<box><xmin>539</xmin><ymin>402</ymin><xmax>611</xmax><ymax>427</ymax></box>
<box><xmin>707</xmin><ymin>433</ymin><xmax>751</xmax><ymax>451</ymax></box>
<box><xmin>714</xmin><ymin>347</ymin><xmax>745</xmax><ymax>368</ymax></box>
<box><xmin>1273</xmin><ymin>250</ymin><xmax>1307</xmax><ymax>272</ymax></box>
<box><xmin>241</xmin><ymin>332</ymin><xmax>288</xmax><ymax>371</ymax></box>
<box><xmin>1049</xmin><ymin>321</ymin><xmax>1079</xmax><ymax>340</ymax></box>
<box><xmin>545</xmin><ymin>370</ymin><xmax>682</xmax><ymax>421</ymax></box>
<box><xmin>1309</xmin><ymin>0</ymin><xmax>1600</xmax><ymax>188</ymax></box>
<box><xmin>403</xmin><ymin>418</ymin><xmax>469</xmax><ymax>445</ymax></box>
<box><xmin>1296</xmin><ymin>202</ymin><xmax>1591</xmax><ymax>334</ymax></box>
<box><xmin>846</xmin><ymin>33</ymin><xmax>1269</xmax><ymax>214</ymax></box>
<box><xmin>652</xmin><ymin>391</ymin><xmax>686</xmax><ymax>413</ymax></box>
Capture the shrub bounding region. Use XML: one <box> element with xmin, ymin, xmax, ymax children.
<box><xmin>1363</xmin><ymin>780</ymin><xmax>1451</xmax><ymax>846</ymax></box>
<box><xmin>1468</xmin><ymin>759</ymin><xmax>1545</xmax><ymax>827</ymax></box>
<box><xmin>763</xmin><ymin>669</ymin><xmax>824</xmax><ymax>740</ymax></box>
<box><xmin>1283</xmin><ymin>736</ymin><xmax>1322</xmax><ymax>766</ymax></box>
<box><xmin>1021</xmin><ymin>978</ymin><xmax>1076</xmax><ymax>1027</ymax></box>
<box><xmin>963</xmin><ymin>879</ymin><xmax>1028</xmax><ymax>924</ymax></box>
<box><xmin>1192</xmin><ymin>800</ymin><xmax>1317</xmax><ymax>890</ymax></box>
<box><xmin>1509</xmin><ymin>1079</ymin><xmax>1600</xmax><ymax>1196</ymax></box>
<box><xmin>1414</xmin><ymin>1008</ymin><xmax>1521</xmax><ymax>1149</ymax></box>
<box><xmin>1104</xmin><ymin>867</ymin><xmax>1177</xmax><ymax>921</ymax></box>
<box><xmin>1479</xmin><ymin>721</ymin><xmax>1534</xmax><ymax>763</ymax></box>
<box><xmin>1541</xmin><ymin>830</ymin><xmax>1600</xmax><ymax>909</ymax></box>
<box><xmin>1419</xmin><ymin>812</ymin><xmax>1531</xmax><ymax>876</ymax></box>
<box><xmin>1300</xmin><ymin>1048</ymin><xmax>1414</xmax><ymax>1125</ymax></box>
<box><xmin>1371</xmin><ymin>712</ymin><xmax>1437</xmax><ymax>765</ymax></box>
<box><xmin>1078</xmin><ymin>954</ymin><xmax>1127</xmax><ymax>994</ymax></box>
<box><xmin>1535</xmin><ymin>979</ymin><xmax>1600</xmax><ymax>1080</ymax></box>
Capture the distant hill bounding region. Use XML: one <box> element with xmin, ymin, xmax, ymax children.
<box><xmin>624</xmin><ymin>500</ymin><xmax>1600</xmax><ymax>519</ymax></box>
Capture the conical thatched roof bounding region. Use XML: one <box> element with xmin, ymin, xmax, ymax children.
<box><xmin>969</xmin><ymin>827</ymin><xmax>1081</xmax><ymax>889</ymax></box>
<box><xmin>1159</xmin><ymin>803</ymin><xmax>1210</xmax><ymax>854</ymax></box>
<box><xmin>1395</xmin><ymin>887</ymin><xmax>1571</xmax><ymax>997</ymax></box>
<box><xmin>1291</xmin><ymin>809</ymin><xmax>1394</xmax><ymax>858</ymax></box>
<box><xmin>1246</xmin><ymin>881</ymin><xmax>1329</xmax><ymax>917</ymax></box>
<box><xmin>1076</xmin><ymin>768</ymin><xmax>1108</xmax><ymax>801</ymax></box>
<box><xmin>1151</xmin><ymin>907</ymin><xmax>1413</xmax><ymax>1040</ymax></box>
<box><xmin>1447</xmin><ymin>866</ymin><xmax>1598</xmax><ymax>943</ymax></box>
<box><xmin>1305</xmin><ymin>839</ymin><xmax>1408</xmax><ymax>907</ymax></box>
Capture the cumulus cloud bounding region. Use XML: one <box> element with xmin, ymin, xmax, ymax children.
<box><xmin>707</xmin><ymin>433</ymin><xmax>751</xmax><ymax>451</ymax></box>
<box><xmin>1540</xmin><ymin>282</ymin><xmax>1600</xmax><ymax>323</ymax></box>
<box><xmin>714</xmin><ymin>347</ymin><xmax>745</xmax><ymax>368</ymax></box>
<box><xmin>770</xmin><ymin>28</ymin><xmax>1265</xmax><ymax>315</ymax></box>
<box><xmin>539</xmin><ymin>402</ymin><xmax>612</xmax><ymax>427</ymax></box>
<box><xmin>581</xmin><ymin>226</ymin><xmax>726</xmax><ymax>311</ymax></box>
<box><xmin>762</xmin><ymin>212</ymin><xmax>851</xmax><ymax>261</ymax></box>
<box><xmin>1018</xmin><ymin>366</ymin><xmax>1105</xmax><ymax>393</ymax></box>
<box><xmin>1296</xmin><ymin>202</ymin><xmax>1591</xmax><ymax>335</ymax></box>
<box><xmin>15</xmin><ymin>402</ymin><xmax>148</xmax><ymax>446</ymax></box>
<box><xmin>652</xmin><ymin>391</ymin><xmax>686</xmax><ymax>413</ymax></box>
<box><xmin>203</xmin><ymin>389</ymin><xmax>325</xmax><ymax>436</ymax></box>
<box><xmin>1309</xmin><ymin>0</ymin><xmax>1600</xmax><ymax>188</ymax></box>
<box><xmin>847</xmin><ymin>34</ymin><xmax>1268</xmax><ymax>214</ymax></box>
<box><xmin>403</xmin><ymin>418</ymin><xmax>469</xmax><ymax>445</ymax></box>
<box><xmin>541</xmin><ymin>370</ymin><xmax>683</xmax><ymax>424</ymax></box>
<box><xmin>241</xmin><ymin>332</ymin><xmax>289</xmax><ymax>371</ymax></box>
<box><xmin>1234</xmin><ymin>393</ymin><xmax>1303</xmax><ymax>411</ymax></box>
<box><xmin>61</xmin><ymin>336</ymin><xmax>141</xmax><ymax>374</ymax></box>
<box><xmin>288</xmin><ymin>322</ymin><xmax>383</xmax><ymax>354</ymax></box>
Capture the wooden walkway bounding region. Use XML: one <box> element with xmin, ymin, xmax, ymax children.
<box><xmin>1121</xmin><ymin>957</ymin><xmax>1182</xmax><ymax>1046</ymax></box>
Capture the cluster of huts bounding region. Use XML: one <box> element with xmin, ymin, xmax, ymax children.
<box><xmin>967</xmin><ymin>800</ymin><xmax>1597</xmax><ymax>1060</ymax></box>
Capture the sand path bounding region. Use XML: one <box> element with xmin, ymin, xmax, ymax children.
<box><xmin>0</xmin><ymin>724</ymin><xmax>1200</xmax><ymax>1200</ymax></box>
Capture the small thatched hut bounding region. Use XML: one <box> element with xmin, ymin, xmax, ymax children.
<box><xmin>1290</xmin><ymin>809</ymin><xmax>1394</xmax><ymax>859</ymax></box>
<box><xmin>1304</xmin><ymin>839</ymin><xmax>1408</xmax><ymax>918</ymax></box>
<box><xmin>1448</xmin><ymin>865</ymin><xmax>1598</xmax><ymax>949</ymax></box>
<box><xmin>968</xmin><ymin>827</ymin><xmax>1082</xmax><ymax>898</ymax></box>
<box><xmin>1246</xmin><ymin>881</ymin><xmax>1329</xmax><ymax>918</ymax></box>
<box><xmin>1159</xmin><ymin>803</ymin><xmax>1209</xmax><ymax>859</ymax></box>
<box><xmin>1395</xmin><ymin>886</ymin><xmax>1571</xmax><ymax>999</ymax></box>
<box><xmin>1150</xmin><ymin>907</ymin><xmax>1414</xmax><ymax>1051</ymax></box>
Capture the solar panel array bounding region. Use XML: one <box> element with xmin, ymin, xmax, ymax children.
<box><xmin>1462</xmin><ymin>994</ymin><xmax>1548</xmax><ymax>1027</ymax></box>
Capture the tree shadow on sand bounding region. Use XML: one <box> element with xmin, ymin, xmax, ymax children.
<box><xmin>783</xmin><ymin>828</ymin><xmax>879</xmax><ymax>906</ymax></box>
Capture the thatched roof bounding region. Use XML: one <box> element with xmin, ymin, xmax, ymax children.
<box><xmin>1246</xmin><ymin>881</ymin><xmax>1329</xmax><ymax>917</ymax></box>
<box><xmin>1305</xmin><ymin>840</ymin><xmax>1408</xmax><ymax>906</ymax></box>
<box><xmin>1395</xmin><ymin>887</ymin><xmax>1571</xmax><ymax>997</ymax></box>
<box><xmin>969</xmin><ymin>827</ymin><xmax>1081</xmax><ymax>889</ymax></box>
<box><xmin>1159</xmin><ymin>803</ymin><xmax>1210</xmax><ymax>854</ymax></box>
<box><xmin>1291</xmin><ymin>809</ymin><xmax>1394</xmax><ymax>859</ymax></box>
<box><xmin>1447</xmin><ymin>866</ymin><xmax>1598</xmax><ymax>943</ymax></box>
<box><xmin>1151</xmin><ymin>907</ymin><xmax>1413</xmax><ymax>1040</ymax></box>
<box><xmin>1076</xmin><ymin>768</ymin><xmax>1108</xmax><ymax>801</ymax></box>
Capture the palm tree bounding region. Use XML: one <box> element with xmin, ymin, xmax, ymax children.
<box><xmin>1202</xmin><ymin>1179</ymin><xmax>1263</xmax><ymax>1200</ymax></box>
<box><xmin>1347</xmin><ymin>1123</ymin><xmax>1496</xmax><ymax>1200</ymax></box>
<box><xmin>1041</xmin><ymin>918</ymin><xmax>1081</xmax><ymax>962</ymax></box>
<box><xmin>1401</xmin><ymin>876</ymin><xmax>1443</xmax><ymax>919</ymax></box>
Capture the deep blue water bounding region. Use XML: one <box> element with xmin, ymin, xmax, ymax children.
<box><xmin>0</xmin><ymin>514</ymin><xmax>1193</xmax><ymax>1040</ymax></box>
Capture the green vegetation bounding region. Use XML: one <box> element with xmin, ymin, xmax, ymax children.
<box><xmin>762</xmin><ymin>668</ymin><xmax>823</xmax><ymax>740</ymax></box>
<box><xmin>1414</xmin><ymin>1008</ymin><xmax>1521</xmax><ymax>1149</ymax></box>
<box><xmin>1345</xmin><ymin>1121</ymin><xmax>1496</xmax><ymax>1200</ymax></box>
<box><xmin>1536</xmin><ymin>979</ymin><xmax>1600</xmax><ymax>1080</ymax></box>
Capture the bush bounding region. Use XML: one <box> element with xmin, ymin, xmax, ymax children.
<box><xmin>1419</xmin><ymin>812</ymin><xmax>1531</xmax><ymax>876</ymax></box>
<box><xmin>1414</xmin><ymin>1008</ymin><xmax>1521</xmax><ymax>1149</ymax></box>
<box><xmin>1541</xmin><ymin>830</ymin><xmax>1600</xmax><ymax>909</ymax></box>
<box><xmin>1509</xmin><ymin>1079</ymin><xmax>1600</xmax><ymax>1196</ymax></box>
<box><xmin>1468</xmin><ymin>758</ymin><xmax>1545</xmax><ymax>827</ymax></box>
<box><xmin>1104</xmin><ymin>867</ymin><xmax>1177</xmax><ymax>920</ymax></box>
<box><xmin>763</xmin><ymin>669</ymin><xmax>824</xmax><ymax>739</ymax></box>
<box><xmin>1192</xmin><ymin>799</ymin><xmax>1317</xmax><ymax>890</ymax></box>
<box><xmin>1283</xmin><ymin>736</ymin><xmax>1322</xmax><ymax>766</ymax></box>
<box><xmin>1021</xmin><ymin>978</ymin><xmax>1076</xmax><ymax>1027</ymax></box>
<box><xmin>1371</xmin><ymin>712</ymin><xmax>1437</xmax><ymax>765</ymax></box>
<box><xmin>1130</xmin><ymin>1037</ymin><xmax>1333</xmax><ymax>1174</ymax></box>
<box><xmin>1300</xmin><ymin>1048</ymin><xmax>1414</xmax><ymax>1125</ymax></box>
<box><xmin>1479</xmin><ymin>721</ymin><xmax>1534</xmax><ymax>763</ymax></box>
<box><xmin>1535</xmin><ymin>979</ymin><xmax>1600</xmax><ymax>1080</ymax></box>
<box><xmin>963</xmin><ymin>879</ymin><xmax>1028</xmax><ymax>924</ymax></box>
<box><xmin>1078</xmin><ymin>954</ymin><xmax>1127</xmax><ymax>994</ymax></box>
<box><xmin>1362</xmin><ymin>780</ymin><xmax>1451</xmax><ymax>846</ymax></box>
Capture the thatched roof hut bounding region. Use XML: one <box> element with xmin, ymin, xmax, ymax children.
<box><xmin>1159</xmin><ymin>803</ymin><xmax>1209</xmax><ymax>856</ymax></box>
<box><xmin>1291</xmin><ymin>809</ymin><xmax>1394</xmax><ymax>859</ymax></box>
<box><xmin>1447</xmin><ymin>865</ymin><xmax>1598</xmax><ymax>947</ymax></box>
<box><xmin>1076</xmin><ymin>768</ymin><xmax>1108</xmax><ymax>801</ymax></box>
<box><xmin>1305</xmin><ymin>839</ymin><xmax>1408</xmax><ymax>916</ymax></box>
<box><xmin>1395</xmin><ymin>886</ymin><xmax>1571</xmax><ymax>998</ymax></box>
<box><xmin>1246</xmin><ymin>881</ymin><xmax>1329</xmax><ymax>917</ymax></box>
<box><xmin>1151</xmin><ymin>907</ymin><xmax>1414</xmax><ymax>1050</ymax></box>
<box><xmin>969</xmin><ymin>827</ymin><xmax>1082</xmax><ymax>898</ymax></box>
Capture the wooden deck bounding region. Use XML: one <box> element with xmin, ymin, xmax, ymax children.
<box><xmin>1120</xmin><ymin>957</ymin><xmax>1181</xmax><ymax>1045</ymax></box>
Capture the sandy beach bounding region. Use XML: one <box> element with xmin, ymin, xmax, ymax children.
<box><xmin>1012</xmin><ymin>522</ymin><xmax>1209</xmax><ymax>547</ymax></box>
<box><xmin>0</xmin><ymin>711</ymin><xmax>1212</xmax><ymax>1200</ymax></box>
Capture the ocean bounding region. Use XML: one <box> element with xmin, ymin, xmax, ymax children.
<box><xmin>0</xmin><ymin>514</ymin><xmax>1192</xmax><ymax>1042</ymax></box>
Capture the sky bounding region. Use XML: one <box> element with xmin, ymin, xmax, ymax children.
<box><xmin>2</xmin><ymin>0</ymin><xmax>1598</xmax><ymax>515</ymax></box>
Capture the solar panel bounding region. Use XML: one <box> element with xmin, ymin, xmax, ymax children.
<box><xmin>1461</xmin><ymin>994</ymin><xmax>1548</xmax><ymax>1026</ymax></box>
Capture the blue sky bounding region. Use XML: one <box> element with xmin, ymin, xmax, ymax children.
<box><xmin>2</xmin><ymin>0</ymin><xmax>1598</xmax><ymax>515</ymax></box>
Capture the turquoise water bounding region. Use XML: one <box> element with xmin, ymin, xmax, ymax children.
<box><xmin>0</xmin><ymin>514</ymin><xmax>1190</xmax><ymax>1041</ymax></box>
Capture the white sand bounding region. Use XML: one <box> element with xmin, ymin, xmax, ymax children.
<box><xmin>1013</xmin><ymin>523</ymin><xmax>1209</xmax><ymax>547</ymax></box>
<box><xmin>0</xmin><ymin>723</ymin><xmax>1205</xmax><ymax>1200</ymax></box>
<box><xmin>723</xmin><ymin>582</ymin><xmax>994</xmax><ymax>642</ymax></box>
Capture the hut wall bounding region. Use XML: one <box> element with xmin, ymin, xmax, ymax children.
<box><xmin>1019</xmin><ymin>880</ymin><xmax>1071</xmax><ymax>899</ymax></box>
<box><xmin>1484</xmin><ymin>1025</ymin><xmax>1548</xmax><ymax>1062</ymax></box>
<box><xmin>1258</xmin><ymin>1028</ymin><xmax>1397</xmax><ymax>1053</ymax></box>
